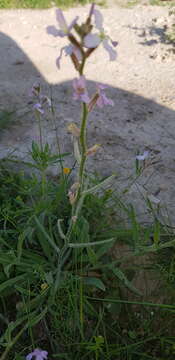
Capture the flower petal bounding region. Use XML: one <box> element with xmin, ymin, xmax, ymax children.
<box><xmin>56</xmin><ymin>47</ymin><xmax>65</xmax><ymax>69</ymax></box>
<box><xmin>64</xmin><ymin>44</ymin><xmax>74</xmax><ymax>56</ymax></box>
<box><xmin>56</xmin><ymin>9</ymin><xmax>78</xmax><ymax>36</ymax></box>
<box><xmin>84</xmin><ymin>33</ymin><xmax>100</xmax><ymax>48</ymax></box>
<box><xmin>136</xmin><ymin>151</ymin><xmax>149</xmax><ymax>161</ymax></box>
<box><xmin>96</xmin><ymin>95</ymin><xmax>104</xmax><ymax>108</ymax></box>
<box><xmin>102</xmin><ymin>94</ymin><xmax>114</xmax><ymax>106</ymax></box>
<box><xmin>40</xmin><ymin>350</ymin><xmax>48</xmax><ymax>359</ymax></box>
<box><xmin>26</xmin><ymin>348</ymin><xmax>48</xmax><ymax>360</ymax></box>
<box><xmin>147</xmin><ymin>194</ymin><xmax>160</xmax><ymax>205</ymax></box>
<box><xmin>26</xmin><ymin>354</ymin><xmax>33</xmax><ymax>360</ymax></box>
<box><xmin>33</xmin><ymin>103</ymin><xmax>44</xmax><ymax>114</ymax></box>
<box><xmin>95</xmin><ymin>83</ymin><xmax>114</xmax><ymax>108</ymax></box>
<box><xmin>111</xmin><ymin>40</ymin><xmax>118</xmax><ymax>47</ymax></box>
<box><xmin>96</xmin><ymin>83</ymin><xmax>109</xmax><ymax>91</ymax></box>
<box><xmin>46</xmin><ymin>25</ymin><xmax>64</xmax><ymax>37</ymax></box>
<box><xmin>81</xmin><ymin>93</ymin><xmax>90</xmax><ymax>103</ymax></box>
<box><xmin>56</xmin><ymin>9</ymin><xmax>68</xmax><ymax>34</ymax></box>
<box><xmin>102</xmin><ymin>39</ymin><xmax>117</xmax><ymax>61</ymax></box>
<box><xmin>93</xmin><ymin>8</ymin><xmax>104</xmax><ymax>30</ymax></box>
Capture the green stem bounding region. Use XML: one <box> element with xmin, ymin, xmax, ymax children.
<box><xmin>79</xmin><ymin>56</ymin><xmax>86</xmax><ymax>76</ymax></box>
<box><xmin>41</xmin><ymin>169</ymin><xmax>46</xmax><ymax>197</ymax></box>
<box><xmin>35</xmin><ymin>112</ymin><xmax>43</xmax><ymax>152</ymax></box>
<box><xmin>78</xmin><ymin>102</ymin><xmax>88</xmax><ymax>192</ymax></box>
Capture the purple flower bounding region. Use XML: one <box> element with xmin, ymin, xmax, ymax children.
<box><xmin>29</xmin><ymin>83</ymin><xmax>51</xmax><ymax>115</ymax></box>
<box><xmin>72</xmin><ymin>76</ymin><xmax>90</xmax><ymax>103</ymax></box>
<box><xmin>47</xmin><ymin>9</ymin><xmax>78</xmax><ymax>38</ymax></box>
<box><xmin>33</xmin><ymin>103</ymin><xmax>44</xmax><ymax>114</ymax></box>
<box><xmin>84</xmin><ymin>8</ymin><xmax>117</xmax><ymax>61</ymax></box>
<box><xmin>34</xmin><ymin>95</ymin><xmax>51</xmax><ymax>114</ymax></box>
<box><xmin>96</xmin><ymin>83</ymin><xmax>114</xmax><ymax>108</ymax></box>
<box><xmin>56</xmin><ymin>44</ymin><xmax>82</xmax><ymax>69</ymax></box>
<box><xmin>26</xmin><ymin>348</ymin><xmax>48</xmax><ymax>360</ymax></box>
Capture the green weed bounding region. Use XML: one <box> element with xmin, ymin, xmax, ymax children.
<box><xmin>0</xmin><ymin>151</ymin><xmax>175</xmax><ymax>360</ymax></box>
<box><xmin>0</xmin><ymin>0</ymin><xmax>94</xmax><ymax>9</ymax></box>
<box><xmin>150</xmin><ymin>0</ymin><xmax>175</xmax><ymax>6</ymax></box>
<box><xmin>0</xmin><ymin>4</ymin><xmax>175</xmax><ymax>360</ymax></box>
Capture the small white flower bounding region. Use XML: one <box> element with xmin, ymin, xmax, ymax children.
<box><xmin>147</xmin><ymin>194</ymin><xmax>160</xmax><ymax>205</ymax></box>
<box><xmin>136</xmin><ymin>151</ymin><xmax>149</xmax><ymax>161</ymax></box>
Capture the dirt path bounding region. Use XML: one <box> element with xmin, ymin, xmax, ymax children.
<box><xmin>0</xmin><ymin>2</ymin><xmax>175</xmax><ymax>224</ymax></box>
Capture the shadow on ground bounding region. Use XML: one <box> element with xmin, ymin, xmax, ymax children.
<box><xmin>1</xmin><ymin>31</ymin><xmax>175</xmax><ymax>224</ymax></box>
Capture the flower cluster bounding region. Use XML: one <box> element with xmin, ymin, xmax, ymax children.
<box><xmin>47</xmin><ymin>3</ymin><xmax>117</xmax><ymax>110</ymax></box>
<box><xmin>47</xmin><ymin>3</ymin><xmax>117</xmax><ymax>69</ymax></box>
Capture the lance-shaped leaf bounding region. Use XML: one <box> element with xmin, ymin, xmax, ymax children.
<box><xmin>68</xmin><ymin>237</ymin><xmax>114</xmax><ymax>248</ymax></box>
<box><xmin>109</xmin><ymin>265</ymin><xmax>142</xmax><ymax>296</ymax></box>
<box><xmin>73</xmin><ymin>137</ymin><xmax>81</xmax><ymax>164</ymax></box>
<box><xmin>57</xmin><ymin>219</ymin><xmax>66</xmax><ymax>240</ymax></box>
<box><xmin>82</xmin><ymin>174</ymin><xmax>115</xmax><ymax>195</ymax></box>
<box><xmin>83</xmin><ymin>277</ymin><xmax>106</xmax><ymax>291</ymax></box>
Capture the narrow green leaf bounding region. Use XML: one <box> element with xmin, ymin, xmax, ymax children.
<box><xmin>0</xmin><ymin>274</ymin><xmax>27</xmax><ymax>293</ymax></box>
<box><xmin>34</xmin><ymin>215</ymin><xmax>60</xmax><ymax>254</ymax></box>
<box><xmin>82</xmin><ymin>175</ymin><xmax>115</xmax><ymax>196</ymax></box>
<box><xmin>68</xmin><ymin>237</ymin><xmax>115</xmax><ymax>248</ymax></box>
<box><xmin>57</xmin><ymin>219</ymin><xmax>66</xmax><ymax>240</ymax></box>
<box><xmin>17</xmin><ymin>227</ymin><xmax>31</xmax><ymax>260</ymax></box>
<box><xmin>96</xmin><ymin>239</ymin><xmax>115</xmax><ymax>259</ymax></box>
<box><xmin>83</xmin><ymin>277</ymin><xmax>106</xmax><ymax>291</ymax></box>
<box><xmin>110</xmin><ymin>266</ymin><xmax>142</xmax><ymax>296</ymax></box>
<box><xmin>129</xmin><ymin>205</ymin><xmax>140</xmax><ymax>250</ymax></box>
<box><xmin>87</xmin><ymin>247</ymin><xmax>97</xmax><ymax>266</ymax></box>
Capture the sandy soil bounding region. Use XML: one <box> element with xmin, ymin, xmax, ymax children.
<box><xmin>0</xmin><ymin>2</ymin><xmax>175</xmax><ymax>224</ymax></box>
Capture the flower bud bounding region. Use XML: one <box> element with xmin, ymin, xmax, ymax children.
<box><xmin>68</xmin><ymin>182</ymin><xmax>80</xmax><ymax>205</ymax></box>
<box><xmin>86</xmin><ymin>144</ymin><xmax>101</xmax><ymax>156</ymax></box>
<box><xmin>67</xmin><ymin>122</ymin><xmax>80</xmax><ymax>137</ymax></box>
<box><xmin>72</xmin><ymin>215</ymin><xmax>78</xmax><ymax>223</ymax></box>
<box><xmin>88</xmin><ymin>93</ymin><xmax>99</xmax><ymax>112</ymax></box>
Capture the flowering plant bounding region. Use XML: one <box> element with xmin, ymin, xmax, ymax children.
<box><xmin>25</xmin><ymin>6</ymin><xmax>118</xmax><ymax>358</ymax></box>
<box><xmin>46</xmin><ymin>3</ymin><xmax>117</xmax><ymax>231</ymax></box>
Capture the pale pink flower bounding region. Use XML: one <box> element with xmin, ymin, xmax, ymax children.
<box><xmin>26</xmin><ymin>348</ymin><xmax>48</xmax><ymax>360</ymax></box>
<box><xmin>96</xmin><ymin>84</ymin><xmax>114</xmax><ymax>108</ymax></box>
<box><xmin>84</xmin><ymin>8</ymin><xmax>117</xmax><ymax>61</ymax></box>
<box><xmin>47</xmin><ymin>8</ymin><xmax>78</xmax><ymax>38</ymax></box>
<box><xmin>72</xmin><ymin>76</ymin><xmax>90</xmax><ymax>103</ymax></box>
